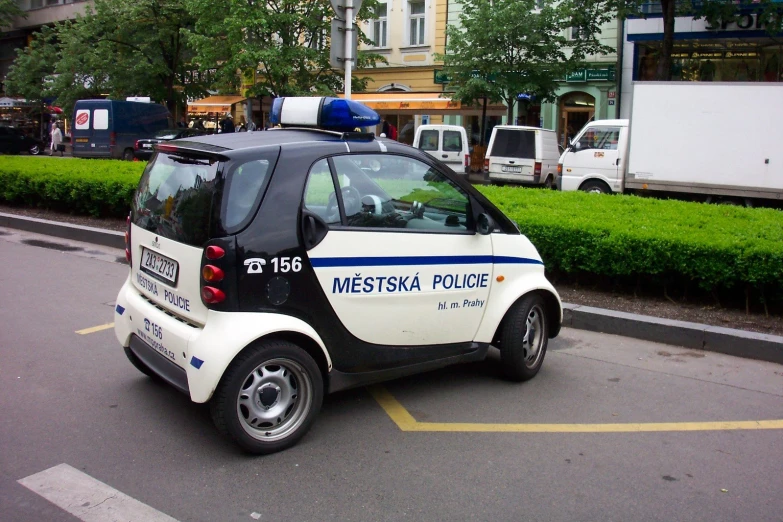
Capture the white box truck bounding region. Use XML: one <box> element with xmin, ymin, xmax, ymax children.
<box><xmin>557</xmin><ymin>82</ymin><xmax>783</xmax><ymax>205</ymax></box>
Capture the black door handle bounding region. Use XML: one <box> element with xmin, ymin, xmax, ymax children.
<box><xmin>301</xmin><ymin>211</ymin><xmax>329</xmax><ymax>250</ymax></box>
<box><xmin>442</xmin><ymin>154</ymin><xmax>448</xmax><ymax>158</ymax></box>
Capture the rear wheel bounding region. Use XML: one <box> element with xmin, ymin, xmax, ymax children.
<box><xmin>499</xmin><ymin>294</ymin><xmax>549</xmax><ymax>381</ymax></box>
<box><xmin>122</xmin><ymin>148</ymin><xmax>134</xmax><ymax>161</ymax></box>
<box><xmin>543</xmin><ymin>175</ymin><xmax>555</xmax><ymax>189</ymax></box>
<box><xmin>580</xmin><ymin>180</ymin><xmax>610</xmax><ymax>194</ymax></box>
<box><xmin>210</xmin><ymin>340</ymin><xmax>323</xmax><ymax>454</ymax></box>
<box><xmin>29</xmin><ymin>144</ymin><xmax>41</xmax><ymax>155</ymax></box>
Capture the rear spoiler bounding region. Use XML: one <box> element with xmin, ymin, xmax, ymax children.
<box><xmin>155</xmin><ymin>141</ymin><xmax>231</xmax><ymax>161</ymax></box>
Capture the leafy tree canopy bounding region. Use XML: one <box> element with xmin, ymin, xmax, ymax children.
<box><xmin>0</xmin><ymin>0</ymin><xmax>25</xmax><ymax>28</ymax></box>
<box><xmin>182</xmin><ymin>0</ymin><xmax>385</xmax><ymax>97</ymax></box>
<box><xmin>437</xmin><ymin>0</ymin><xmax>615</xmax><ymax>121</ymax></box>
<box><xmin>6</xmin><ymin>0</ymin><xmax>202</xmax><ymax>115</ymax></box>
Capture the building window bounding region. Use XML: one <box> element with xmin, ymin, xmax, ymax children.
<box><xmin>409</xmin><ymin>0</ymin><xmax>425</xmax><ymax>46</ymax></box>
<box><xmin>569</xmin><ymin>26</ymin><xmax>587</xmax><ymax>41</ymax></box>
<box><xmin>372</xmin><ymin>2</ymin><xmax>388</xmax><ymax>47</ymax></box>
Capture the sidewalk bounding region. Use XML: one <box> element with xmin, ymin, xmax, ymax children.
<box><xmin>1</xmin><ymin>211</ymin><xmax>782</xmax><ymax>365</ymax></box>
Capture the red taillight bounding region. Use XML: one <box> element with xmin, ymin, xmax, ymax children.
<box><xmin>201</xmin><ymin>286</ymin><xmax>225</xmax><ymax>304</ymax></box>
<box><xmin>134</xmin><ymin>140</ymin><xmax>140</xmax><ymax>150</ymax></box>
<box><xmin>464</xmin><ymin>154</ymin><xmax>470</xmax><ymax>168</ymax></box>
<box><xmin>125</xmin><ymin>214</ymin><xmax>131</xmax><ymax>264</ymax></box>
<box><xmin>483</xmin><ymin>158</ymin><xmax>489</xmax><ymax>171</ymax></box>
<box><xmin>202</xmin><ymin>265</ymin><xmax>224</xmax><ymax>283</ymax></box>
<box><xmin>534</xmin><ymin>162</ymin><xmax>542</xmax><ymax>176</ymax></box>
<box><xmin>205</xmin><ymin>245</ymin><xmax>225</xmax><ymax>260</ymax></box>
<box><xmin>110</xmin><ymin>131</ymin><xmax>117</xmax><ymax>146</ymax></box>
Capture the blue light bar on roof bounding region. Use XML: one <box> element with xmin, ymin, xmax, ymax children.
<box><xmin>269</xmin><ymin>97</ymin><xmax>381</xmax><ymax>131</ymax></box>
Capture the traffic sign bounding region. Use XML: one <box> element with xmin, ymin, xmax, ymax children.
<box><xmin>330</xmin><ymin>18</ymin><xmax>358</xmax><ymax>70</ymax></box>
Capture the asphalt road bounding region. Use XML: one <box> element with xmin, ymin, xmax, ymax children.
<box><xmin>1</xmin><ymin>229</ymin><xmax>782</xmax><ymax>522</ymax></box>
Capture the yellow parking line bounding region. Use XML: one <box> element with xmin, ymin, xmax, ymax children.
<box><xmin>76</xmin><ymin>323</ymin><xmax>114</xmax><ymax>335</ymax></box>
<box><xmin>367</xmin><ymin>385</ymin><xmax>783</xmax><ymax>433</ymax></box>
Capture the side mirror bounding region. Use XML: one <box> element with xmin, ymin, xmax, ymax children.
<box><xmin>572</xmin><ymin>140</ymin><xmax>581</xmax><ymax>150</ymax></box>
<box><xmin>476</xmin><ymin>213</ymin><xmax>495</xmax><ymax>235</ymax></box>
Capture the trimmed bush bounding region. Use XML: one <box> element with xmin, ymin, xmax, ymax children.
<box><xmin>0</xmin><ymin>157</ymin><xmax>144</xmax><ymax>217</ymax></box>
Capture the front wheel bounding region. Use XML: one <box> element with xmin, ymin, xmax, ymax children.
<box><xmin>499</xmin><ymin>294</ymin><xmax>549</xmax><ymax>382</ymax></box>
<box><xmin>210</xmin><ymin>340</ymin><xmax>323</xmax><ymax>454</ymax></box>
<box><xmin>580</xmin><ymin>180</ymin><xmax>610</xmax><ymax>194</ymax></box>
<box><xmin>29</xmin><ymin>144</ymin><xmax>41</xmax><ymax>155</ymax></box>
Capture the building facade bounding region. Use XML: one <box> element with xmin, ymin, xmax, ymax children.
<box><xmin>620</xmin><ymin>6</ymin><xmax>783</xmax><ymax>118</ymax></box>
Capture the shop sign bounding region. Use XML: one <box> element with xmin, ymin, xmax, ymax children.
<box><xmin>565</xmin><ymin>67</ymin><xmax>616</xmax><ymax>82</ymax></box>
<box><xmin>707</xmin><ymin>12</ymin><xmax>766</xmax><ymax>31</ymax></box>
<box><xmin>434</xmin><ymin>70</ymin><xmax>497</xmax><ymax>84</ymax></box>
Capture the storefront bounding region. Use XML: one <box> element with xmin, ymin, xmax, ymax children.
<box><xmin>540</xmin><ymin>66</ymin><xmax>618</xmax><ymax>149</ymax></box>
<box><xmin>621</xmin><ymin>12</ymin><xmax>783</xmax><ymax>118</ymax></box>
<box><xmin>187</xmin><ymin>95</ymin><xmax>268</xmax><ymax>131</ymax></box>
<box><xmin>0</xmin><ymin>96</ymin><xmax>64</xmax><ymax>142</ymax></box>
<box><xmin>347</xmin><ymin>92</ymin><xmax>507</xmax><ymax>146</ymax></box>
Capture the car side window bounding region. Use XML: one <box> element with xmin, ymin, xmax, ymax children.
<box><xmin>575</xmin><ymin>126</ymin><xmax>620</xmax><ymax>151</ymax></box>
<box><xmin>224</xmin><ymin>158</ymin><xmax>272</xmax><ymax>229</ymax></box>
<box><xmin>329</xmin><ymin>154</ymin><xmax>471</xmax><ymax>233</ymax></box>
<box><xmin>303</xmin><ymin>159</ymin><xmax>340</xmax><ymax>225</ymax></box>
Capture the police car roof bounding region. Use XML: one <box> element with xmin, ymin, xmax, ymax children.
<box><xmin>178</xmin><ymin>128</ymin><xmax>375</xmax><ymax>151</ymax></box>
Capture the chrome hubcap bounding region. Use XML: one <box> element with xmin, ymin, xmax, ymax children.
<box><xmin>522</xmin><ymin>305</ymin><xmax>545</xmax><ymax>368</ymax></box>
<box><xmin>236</xmin><ymin>358</ymin><xmax>312</xmax><ymax>442</ymax></box>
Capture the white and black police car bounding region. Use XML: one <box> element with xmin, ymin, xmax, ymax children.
<box><xmin>114</xmin><ymin>97</ymin><xmax>562</xmax><ymax>454</ymax></box>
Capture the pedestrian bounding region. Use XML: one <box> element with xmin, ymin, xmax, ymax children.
<box><xmin>236</xmin><ymin>116</ymin><xmax>247</xmax><ymax>132</ymax></box>
<box><xmin>49</xmin><ymin>122</ymin><xmax>63</xmax><ymax>156</ymax></box>
<box><xmin>219</xmin><ymin>113</ymin><xmax>235</xmax><ymax>133</ymax></box>
<box><xmin>177</xmin><ymin>116</ymin><xmax>187</xmax><ymax>128</ymax></box>
<box><xmin>193</xmin><ymin>118</ymin><xmax>205</xmax><ymax>131</ymax></box>
<box><xmin>246</xmin><ymin>118</ymin><xmax>257</xmax><ymax>132</ymax></box>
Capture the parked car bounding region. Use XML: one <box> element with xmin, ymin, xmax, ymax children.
<box><xmin>485</xmin><ymin>125</ymin><xmax>560</xmax><ymax>188</ymax></box>
<box><xmin>0</xmin><ymin>126</ymin><xmax>44</xmax><ymax>155</ymax></box>
<box><xmin>114</xmin><ymin>97</ymin><xmax>562</xmax><ymax>455</ymax></box>
<box><xmin>133</xmin><ymin>128</ymin><xmax>206</xmax><ymax>160</ymax></box>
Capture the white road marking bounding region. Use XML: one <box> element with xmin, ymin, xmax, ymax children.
<box><xmin>18</xmin><ymin>463</ymin><xmax>178</xmax><ymax>522</ymax></box>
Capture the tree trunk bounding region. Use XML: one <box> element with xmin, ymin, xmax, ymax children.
<box><xmin>480</xmin><ymin>96</ymin><xmax>488</xmax><ymax>147</ymax></box>
<box><xmin>656</xmin><ymin>0</ymin><xmax>676</xmax><ymax>81</ymax></box>
<box><xmin>506</xmin><ymin>97</ymin><xmax>514</xmax><ymax>124</ymax></box>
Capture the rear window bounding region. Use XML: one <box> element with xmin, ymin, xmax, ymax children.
<box><xmin>490</xmin><ymin>129</ymin><xmax>535</xmax><ymax>159</ymax></box>
<box><xmin>443</xmin><ymin>130</ymin><xmax>462</xmax><ymax>152</ymax></box>
<box><xmin>133</xmin><ymin>153</ymin><xmax>221</xmax><ymax>247</ymax></box>
<box><xmin>418</xmin><ymin>130</ymin><xmax>438</xmax><ymax>151</ymax></box>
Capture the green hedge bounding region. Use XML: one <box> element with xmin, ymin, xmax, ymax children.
<box><xmin>0</xmin><ymin>157</ymin><xmax>143</xmax><ymax>217</ymax></box>
<box><xmin>1</xmin><ymin>157</ymin><xmax>782</xmax><ymax>301</ymax></box>
<box><xmin>477</xmin><ymin>185</ymin><xmax>783</xmax><ymax>297</ymax></box>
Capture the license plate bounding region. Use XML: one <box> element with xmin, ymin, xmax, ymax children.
<box><xmin>75</xmin><ymin>138</ymin><xmax>89</xmax><ymax>143</ymax></box>
<box><xmin>501</xmin><ymin>165</ymin><xmax>522</xmax><ymax>173</ymax></box>
<box><xmin>142</xmin><ymin>143</ymin><xmax>152</xmax><ymax>149</ymax></box>
<box><xmin>140</xmin><ymin>247</ymin><xmax>178</xmax><ymax>285</ymax></box>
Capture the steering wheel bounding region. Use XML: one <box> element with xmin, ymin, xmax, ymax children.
<box><xmin>326</xmin><ymin>185</ymin><xmax>362</xmax><ymax>220</ymax></box>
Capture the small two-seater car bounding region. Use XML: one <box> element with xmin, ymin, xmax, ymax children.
<box><xmin>114</xmin><ymin>97</ymin><xmax>562</xmax><ymax>454</ymax></box>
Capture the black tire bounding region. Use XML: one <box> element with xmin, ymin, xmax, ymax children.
<box><xmin>210</xmin><ymin>340</ymin><xmax>323</xmax><ymax>455</ymax></box>
<box><xmin>499</xmin><ymin>294</ymin><xmax>549</xmax><ymax>382</ymax></box>
<box><xmin>123</xmin><ymin>345</ymin><xmax>162</xmax><ymax>381</ymax></box>
<box><xmin>543</xmin><ymin>175</ymin><xmax>555</xmax><ymax>189</ymax></box>
<box><xmin>580</xmin><ymin>180</ymin><xmax>610</xmax><ymax>194</ymax></box>
<box><xmin>29</xmin><ymin>144</ymin><xmax>41</xmax><ymax>155</ymax></box>
<box><xmin>122</xmin><ymin>148</ymin><xmax>135</xmax><ymax>161</ymax></box>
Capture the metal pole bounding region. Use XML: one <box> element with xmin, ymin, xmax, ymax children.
<box><xmin>344</xmin><ymin>0</ymin><xmax>353</xmax><ymax>100</ymax></box>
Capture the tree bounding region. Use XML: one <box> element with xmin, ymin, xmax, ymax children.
<box><xmin>5</xmin><ymin>0</ymin><xmax>202</xmax><ymax>116</ymax></box>
<box><xmin>614</xmin><ymin>0</ymin><xmax>783</xmax><ymax>81</ymax></box>
<box><xmin>0</xmin><ymin>0</ymin><xmax>25</xmax><ymax>29</ymax></box>
<box><xmin>437</xmin><ymin>0</ymin><xmax>615</xmax><ymax>130</ymax></box>
<box><xmin>182</xmin><ymin>0</ymin><xmax>385</xmax><ymax>98</ymax></box>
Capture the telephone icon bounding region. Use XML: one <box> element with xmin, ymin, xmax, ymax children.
<box><xmin>244</xmin><ymin>258</ymin><xmax>266</xmax><ymax>274</ymax></box>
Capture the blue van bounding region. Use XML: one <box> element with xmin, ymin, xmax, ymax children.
<box><xmin>72</xmin><ymin>100</ymin><xmax>171</xmax><ymax>160</ymax></box>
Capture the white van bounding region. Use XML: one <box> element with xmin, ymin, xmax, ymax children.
<box><xmin>485</xmin><ymin>126</ymin><xmax>560</xmax><ymax>188</ymax></box>
<box><xmin>412</xmin><ymin>124</ymin><xmax>470</xmax><ymax>174</ymax></box>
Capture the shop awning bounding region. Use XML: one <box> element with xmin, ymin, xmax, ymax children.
<box><xmin>343</xmin><ymin>92</ymin><xmax>507</xmax><ymax>116</ymax></box>
<box><xmin>187</xmin><ymin>95</ymin><xmax>246</xmax><ymax>114</ymax></box>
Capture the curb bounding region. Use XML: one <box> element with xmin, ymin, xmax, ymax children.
<box><xmin>2</xmin><ymin>212</ymin><xmax>782</xmax><ymax>365</ymax></box>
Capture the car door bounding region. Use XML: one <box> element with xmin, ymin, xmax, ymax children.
<box><xmin>303</xmin><ymin>154</ymin><xmax>494</xmax><ymax>347</ymax></box>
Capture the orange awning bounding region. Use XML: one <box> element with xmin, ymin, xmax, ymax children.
<box><xmin>187</xmin><ymin>95</ymin><xmax>246</xmax><ymax>114</ymax></box>
<box><xmin>342</xmin><ymin>92</ymin><xmax>506</xmax><ymax>115</ymax></box>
